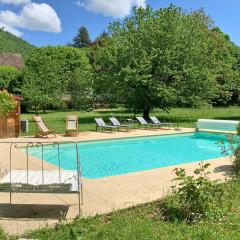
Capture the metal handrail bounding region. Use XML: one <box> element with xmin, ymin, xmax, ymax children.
<box><xmin>0</xmin><ymin>141</ymin><xmax>82</xmax><ymax>217</ymax></box>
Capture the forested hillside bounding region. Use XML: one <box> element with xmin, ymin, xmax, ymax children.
<box><xmin>0</xmin><ymin>28</ymin><xmax>35</xmax><ymax>58</ymax></box>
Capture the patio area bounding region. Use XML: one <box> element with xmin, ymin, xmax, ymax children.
<box><xmin>0</xmin><ymin>128</ymin><xmax>233</xmax><ymax>235</ymax></box>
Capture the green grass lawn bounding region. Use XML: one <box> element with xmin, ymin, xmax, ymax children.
<box><xmin>8</xmin><ymin>178</ymin><xmax>239</xmax><ymax>240</ymax></box>
<box><xmin>21</xmin><ymin>107</ymin><xmax>240</xmax><ymax>136</ymax></box>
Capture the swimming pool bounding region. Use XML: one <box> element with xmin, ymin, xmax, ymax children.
<box><xmin>28</xmin><ymin>132</ymin><xmax>227</xmax><ymax>179</ymax></box>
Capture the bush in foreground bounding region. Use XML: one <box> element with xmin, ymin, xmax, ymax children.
<box><xmin>219</xmin><ymin>124</ymin><xmax>240</xmax><ymax>175</ymax></box>
<box><xmin>161</xmin><ymin>163</ymin><xmax>225</xmax><ymax>223</ymax></box>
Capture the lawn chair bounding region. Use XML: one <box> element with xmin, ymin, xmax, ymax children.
<box><xmin>94</xmin><ymin>118</ymin><xmax>119</xmax><ymax>132</ymax></box>
<box><xmin>66</xmin><ymin>115</ymin><xmax>78</xmax><ymax>136</ymax></box>
<box><xmin>150</xmin><ymin>116</ymin><xmax>178</xmax><ymax>130</ymax></box>
<box><xmin>109</xmin><ymin>117</ymin><xmax>134</xmax><ymax>132</ymax></box>
<box><xmin>136</xmin><ymin>117</ymin><xmax>157</xmax><ymax>129</ymax></box>
<box><xmin>33</xmin><ymin>115</ymin><xmax>56</xmax><ymax>138</ymax></box>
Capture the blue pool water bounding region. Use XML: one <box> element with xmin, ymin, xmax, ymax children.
<box><xmin>28</xmin><ymin>132</ymin><xmax>227</xmax><ymax>179</ymax></box>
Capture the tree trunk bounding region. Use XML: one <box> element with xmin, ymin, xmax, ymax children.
<box><xmin>34</xmin><ymin>105</ymin><xmax>38</xmax><ymax>115</ymax></box>
<box><xmin>143</xmin><ymin>106</ymin><xmax>151</xmax><ymax>120</ymax></box>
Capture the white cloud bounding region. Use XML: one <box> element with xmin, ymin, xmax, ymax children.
<box><xmin>0</xmin><ymin>2</ymin><xmax>62</xmax><ymax>34</ymax></box>
<box><xmin>77</xmin><ymin>0</ymin><xmax>146</xmax><ymax>18</ymax></box>
<box><xmin>0</xmin><ymin>22</ymin><xmax>22</xmax><ymax>37</ymax></box>
<box><xmin>0</xmin><ymin>0</ymin><xmax>30</xmax><ymax>5</ymax></box>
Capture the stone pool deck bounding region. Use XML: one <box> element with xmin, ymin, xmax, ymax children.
<box><xmin>0</xmin><ymin>128</ymin><xmax>234</xmax><ymax>236</ymax></box>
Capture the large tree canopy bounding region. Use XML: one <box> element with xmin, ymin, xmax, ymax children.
<box><xmin>93</xmin><ymin>6</ymin><xmax>238</xmax><ymax>118</ymax></box>
<box><xmin>22</xmin><ymin>46</ymin><xmax>92</xmax><ymax>112</ymax></box>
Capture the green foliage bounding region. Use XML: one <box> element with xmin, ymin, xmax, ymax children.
<box><xmin>0</xmin><ymin>227</ymin><xmax>10</xmax><ymax>240</ymax></box>
<box><xmin>93</xmin><ymin>6</ymin><xmax>238</xmax><ymax>117</ymax></box>
<box><xmin>72</xmin><ymin>26</ymin><xmax>91</xmax><ymax>48</ymax></box>
<box><xmin>22</xmin><ymin>46</ymin><xmax>93</xmax><ymax>112</ymax></box>
<box><xmin>0</xmin><ymin>28</ymin><xmax>35</xmax><ymax>59</ymax></box>
<box><xmin>91</xmin><ymin>31</ymin><xmax>109</xmax><ymax>47</ymax></box>
<box><xmin>209</xmin><ymin>28</ymin><xmax>240</xmax><ymax>106</ymax></box>
<box><xmin>68</xmin><ymin>67</ymin><xmax>93</xmax><ymax>111</ymax></box>
<box><xmin>220</xmin><ymin>134</ymin><xmax>240</xmax><ymax>175</ymax></box>
<box><xmin>237</xmin><ymin>122</ymin><xmax>240</xmax><ymax>135</ymax></box>
<box><xmin>162</xmin><ymin>163</ymin><xmax>224</xmax><ymax>222</ymax></box>
<box><xmin>212</xmin><ymin>28</ymin><xmax>240</xmax><ymax>107</ymax></box>
<box><xmin>0</xmin><ymin>91</ymin><xmax>16</xmax><ymax>116</ymax></box>
<box><xmin>0</xmin><ymin>66</ymin><xmax>22</xmax><ymax>94</ymax></box>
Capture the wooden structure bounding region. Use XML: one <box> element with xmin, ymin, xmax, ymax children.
<box><xmin>66</xmin><ymin>115</ymin><xmax>79</xmax><ymax>137</ymax></box>
<box><xmin>33</xmin><ymin>115</ymin><xmax>56</xmax><ymax>138</ymax></box>
<box><xmin>0</xmin><ymin>94</ymin><xmax>22</xmax><ymax>138</ymax></box>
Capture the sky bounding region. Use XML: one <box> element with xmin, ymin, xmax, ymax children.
<box><xmin>0</xmin><ymin>0</ymin><xmax>239</xmax><ymax>47</ymax></box>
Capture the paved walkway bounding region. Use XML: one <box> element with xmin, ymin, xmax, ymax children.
<box><xmin>0</xmin><ymin>128</ymin><xmax>233</xmax><ymax>235</ymax></box>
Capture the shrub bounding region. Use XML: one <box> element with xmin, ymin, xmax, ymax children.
<box><xmin>161</xmin><ymin>162</ymin><xmax>224</xmax><ymax>223</ymax></box>
<box><xmin>0</xmin><ymin>90</ymin><xmax>16</xmax><ymax>116</ymax></box>
<box><xmin>237</xmin><ymin>122</ymin><xmax>240</xmax><ymax>135</ymax></box>
<box><xmin>219</xmin><ymin>124</ymin><xmax>240</xmax><ymax>175</ymax></box>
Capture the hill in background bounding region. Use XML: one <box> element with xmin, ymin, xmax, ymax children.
<box><xmin>0</xmin><ymin>28</ymin><xmax>35</xmax><ymax>59</ymax></box>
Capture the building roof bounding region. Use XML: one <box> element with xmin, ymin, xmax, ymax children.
<box><xmin>0</xmin><ymin>53</ymin><xmax>24</xmax><ymax>69</ymax></box>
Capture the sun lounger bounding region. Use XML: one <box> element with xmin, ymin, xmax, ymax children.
<box><xmin>66</xmin><ymin>115</ymin><xmax>78</xmax><ymax>136</ymax></box>
<box><xmin>109</xmin><ymin>117</ymin><xmax>134</xmax><ymax>131</ymax></box>
<box><xmin>136</xmin><ymin>117</ymin><xmax>157</xmax><ymax>129</ymax></box>
<box><xmin>94</xmin><ymin>118</ymin><xmax>119</xmax><ymax>132</ymax></box>
<box><xmin>150</xmin><ymin>116</ymin><xmax>178</xmax><ymax>130</ymax></box>
<box><xmin>33</xmin><ymin>115</ymin><xmax>56</xmax><ymax>138</ymax></box>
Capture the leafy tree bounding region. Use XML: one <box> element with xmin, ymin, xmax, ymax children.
<box><xmin>68</xmin><ymin>49</ymin><xmax>93</xmax><ymax>110</ymax></box>
<box><xmin>22</xmin><ymin>46</ymin><xmax>92</xmax><ymax>112</ymax></box>
<box><xmin>93</xmin><ymin>6</ymin><xmax>238</xmax><ymax>118</ymax></box>
<box><xmin>209</xmin><ymin>27</ymin><xmax>240</xmax><ymax>106</ymax></box>
<box><xmin>72</xmin><ymin>26</ymin><xmax>91</xmax><ymax>48</ymax></box>
<box><xmin>0</xmin><ymin>90</ymin><xmax>16</xmax><ymax>116</ymax></box>
<box><xmin>229</xmin><ymin>45</ymin><xmax>240</xmax><ymax>106</ymax></box>
<box><xmin>0</xmin><ymin>66</ymin><xmax>22</xmax><ymax>94</ymax></box>
<box><xmin>92</xmin><ymin>31</ymin><xmax>108</xmax><ymax>46</ymax></box>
